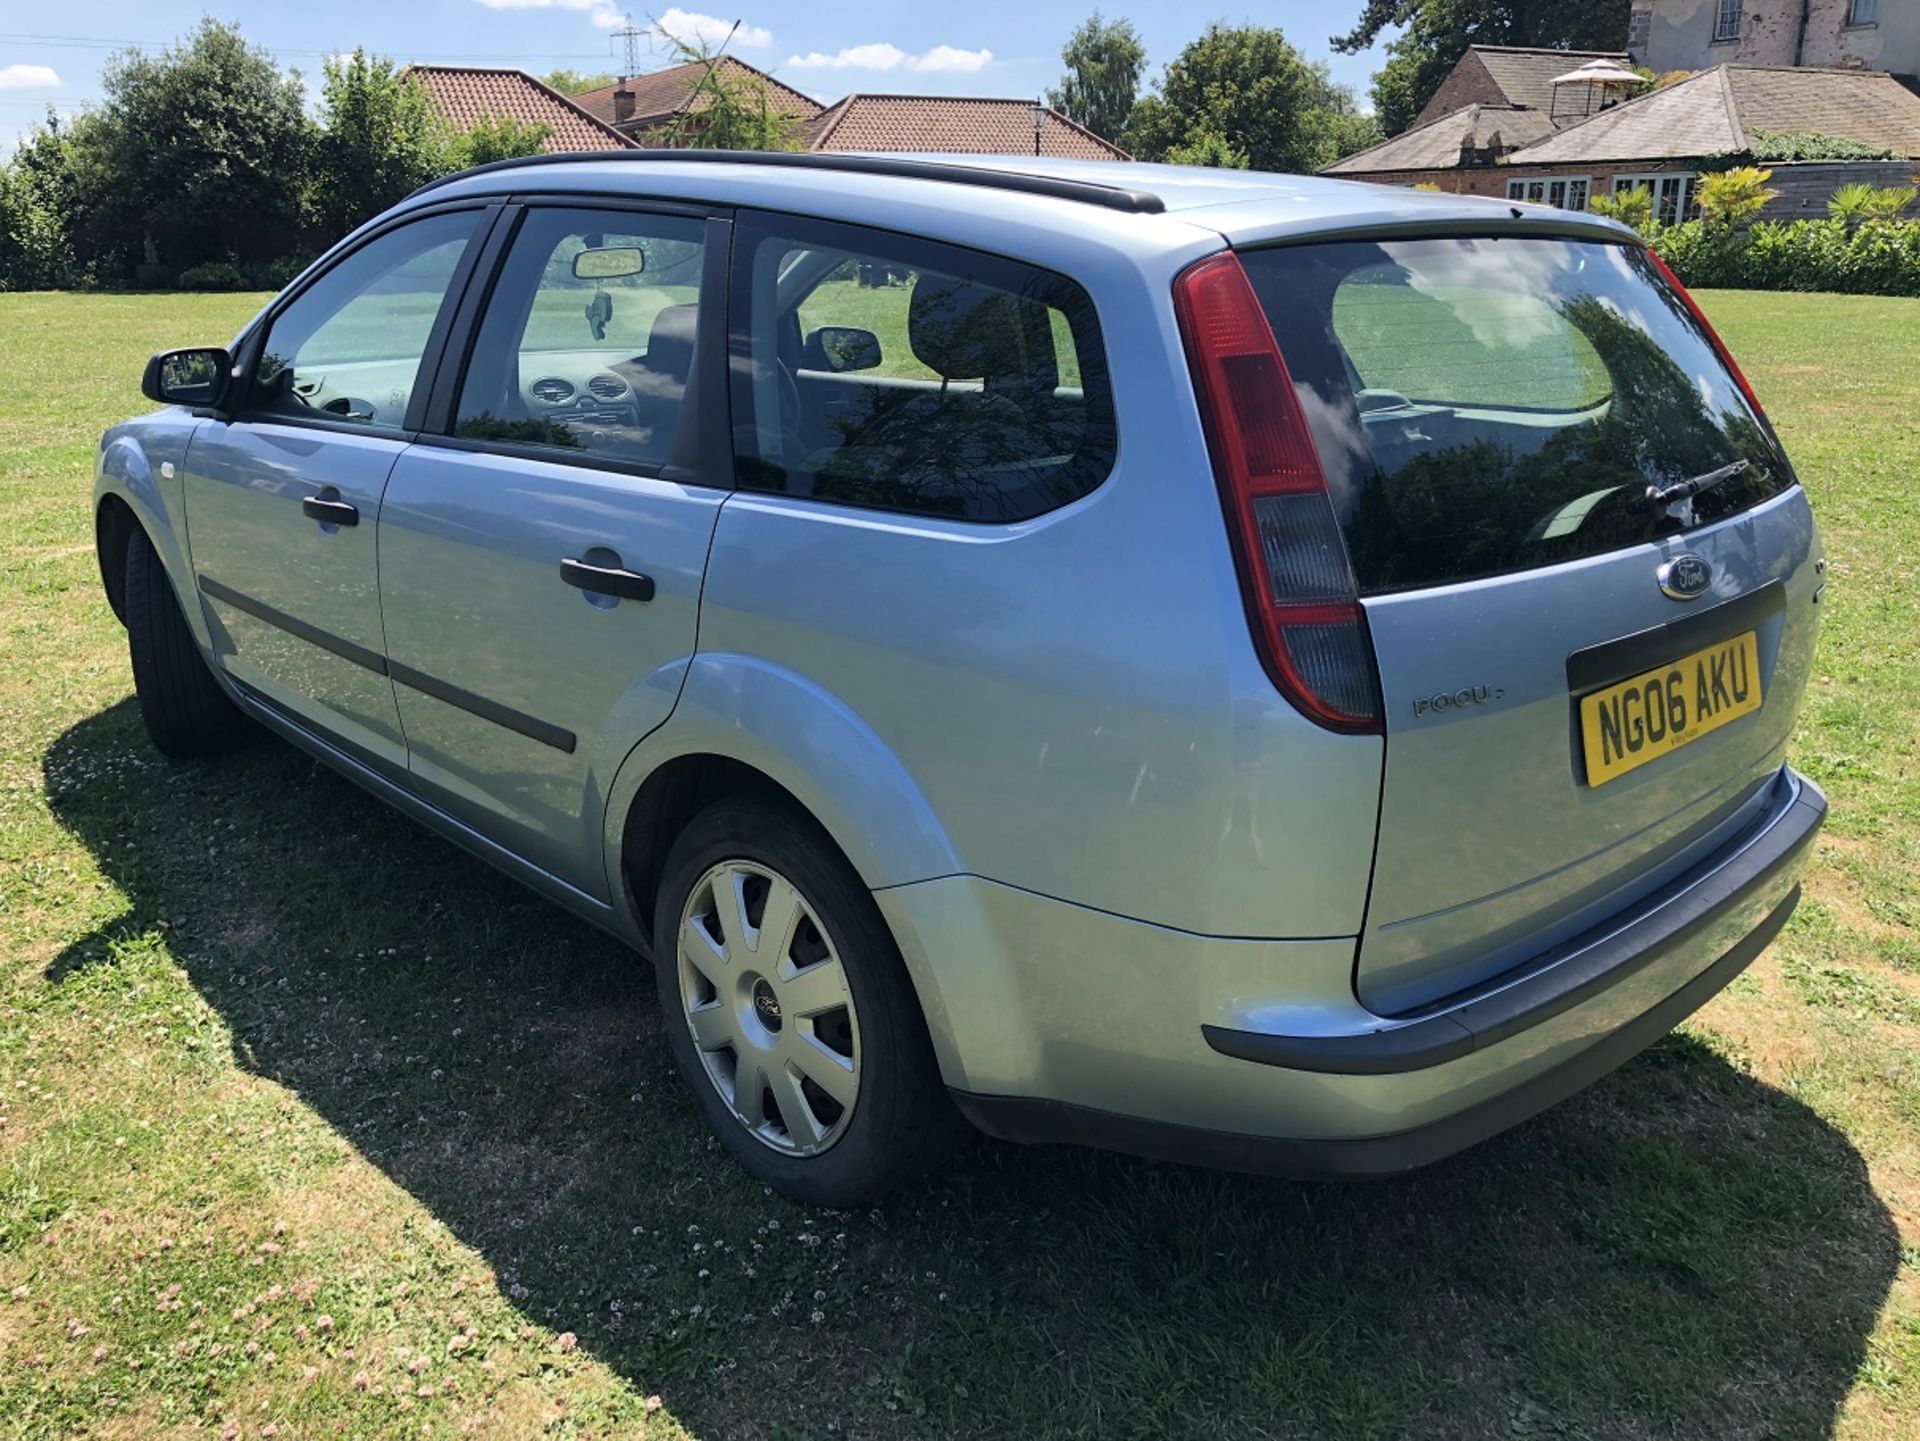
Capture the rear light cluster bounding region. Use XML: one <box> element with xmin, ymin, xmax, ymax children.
<box><xmin>1645</xmin><ymin>250</ymin><xmax>1770</xmax><ymax>424</ymax></box>
<box><xmin>1173</xmin><ymin>252</ymin><xmax>1382</xmax><ymax>735</ymax></box>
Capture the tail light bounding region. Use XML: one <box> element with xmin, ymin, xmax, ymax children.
<box><xmin>1646</xmin><ymin>249</ymin><xmax>1769</xmax><ymax>423</ymax></box>
<box><xmin>1173</xmin><ymin>251</ymin><xmax>1381</xmax><ymax>735</ymax></box>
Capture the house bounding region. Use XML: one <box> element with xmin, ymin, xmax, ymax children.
<box><xmin>1629</xmin><ymin>0</ymin><xmax>1919</xmax><ymax>82</ymax></box>
<box><xmin>405</xmin><ymin>65</ymin><xmax>637</xmax><ymax>151</ymax></box>
<box><xmin>569</xmin><ymin>56</ymin><xmax>1129</xmax><ymax>160</ymax></box>
<box><xmin>1411</xmin><ymin>44</ymin><xmax>1637</xmax><ymax>128</ymax></box>
<box><xmin>571</xmin><ymin>57</ymin><xmax>822</xmax><ymax>144</ymax></box>
<box><xmin>803</xmin><ymin>94</ymin><xmax>1130</xmax><ymax>160</ymax></box>
<box><xmin>1323</xmin><ymin>52</ymin><xmax>1920</xmax><ymax>221</ymax></box>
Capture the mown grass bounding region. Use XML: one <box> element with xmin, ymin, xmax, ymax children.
<box><xmin>1</xmin><ymin>288</ymin><xmax>1916</xmax><ymax>1439</ymax></box>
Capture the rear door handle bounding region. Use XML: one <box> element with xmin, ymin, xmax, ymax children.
<box><xmin>560</xmin><ymin>556</ymin><xmax>655</xmax><ymax>602</ymax></box>
<box><xmin>301</xmin><ymin>496</ymin><xmax>359</xmax><ymax>527</ymax></box>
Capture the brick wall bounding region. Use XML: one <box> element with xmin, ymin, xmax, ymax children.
<box><xmin>1413</xmin><ymin>52</ymin><xmax>1507</xmax><ymax>128</ymax></box>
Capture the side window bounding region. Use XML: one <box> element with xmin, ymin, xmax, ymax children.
<box><xmin>730</xmin><ymin>212</ymin><xmax>1116</xmax><ymax>523</ymax></box>
<box><xmin>252</xmin><ymin>211</ymin><xmax>479</xmax><ymax>428</ymax></box>
<box><xmin>453</xmin><ymin>207</ymin><xmax>707</xmax><ymax>471</ymax></box>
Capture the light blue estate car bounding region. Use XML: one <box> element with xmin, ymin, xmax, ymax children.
<box><xmin>97</xmin><ymin>152</ymin><xmax>1826</xmax><ymax>1205</ymax></box>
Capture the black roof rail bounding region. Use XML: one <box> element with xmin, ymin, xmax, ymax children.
<box><xmin>407</xmin><ymin>148</ymin><xmax>1167</xmax><ymax>214</ymax></box>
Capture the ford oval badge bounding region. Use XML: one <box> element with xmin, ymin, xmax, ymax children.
<box><xmin>1658</xmin><ymin>553</ymin><xmax>1713</xmax><ymax>601</ymax></box>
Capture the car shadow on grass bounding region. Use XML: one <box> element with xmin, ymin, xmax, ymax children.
<box><xmin>43</xmin><ymin>700</ymin><xmax>1901</xmax><ymax>1441</ymax></box>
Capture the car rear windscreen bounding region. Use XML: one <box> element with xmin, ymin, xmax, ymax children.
<box><xmin>1238</xmin><ymin>236</ymin><xmax>1794</xmax><ymax>595</ymax></box>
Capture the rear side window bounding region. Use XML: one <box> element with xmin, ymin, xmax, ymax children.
<box><xmin>1239</xmin><ymin>237</ymin><xmax>1793</xmax><ymax>594</ymax></box>
<box><xmin>728</xmin><ymin>212</ymin><xmax>1116</xmax><ymax>522</ymax></box>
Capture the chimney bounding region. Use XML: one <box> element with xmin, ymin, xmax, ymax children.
<box><xmin>613</xmin><ymin>84</ymin><xmax>635</xmax><ymax>126</ymax></box>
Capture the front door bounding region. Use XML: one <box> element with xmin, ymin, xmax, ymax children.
<box><xmin>182</xmin><ymin>207</ymin><xmax>490</xmax><ymax>770</ymax></box>
<box><xmin>376</xmin><ymin>204</ymin><xmax>727</xmax><ymax>897</ymax></box>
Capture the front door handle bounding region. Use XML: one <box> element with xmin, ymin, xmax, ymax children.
<box><xmin>301</xmin><ymin>496</ymin><xmax>359</xmax><ymax>527</ymax></box>
<box><xmin>560</xmin><ymin>556</ymin><xmax>655</xmax><ymax>602</ymax></box>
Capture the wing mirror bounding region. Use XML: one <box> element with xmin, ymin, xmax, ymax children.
<box><xmin>142</xmin><ymin>346</ymin><xmax>233</xmax><ymax>409</ymax></box>
<box><xmin>801</xmin><ymin>325</ymin><xmax>883</xmax><ymax>374</ymax></box>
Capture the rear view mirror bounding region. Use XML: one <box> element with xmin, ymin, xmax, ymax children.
<box><xmin>802</xmin><ymin>325</ymin><xmax>883</xmax><ymax>374</ymax></box>
<box><xmin>573</xmin><ymin>246</ymin><xmax>644</xmax><ymax>280</ymax></box>
<box><xmin>141</xmin><ymin>346</ymin><xmax>232</xmax><ymax>408</ymax></box>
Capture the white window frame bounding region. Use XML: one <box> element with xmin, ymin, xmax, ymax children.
<box><xmin>1506</xmin><ymin>175</ymin><xmax>1592</xmax><ymax>212</ymax></box>
<box><xmin>1714</xmin><ymin>0</ymin><xmax>1744</xmax><ymax>42</ymax></box>
<box><xmin>1614</xmin><ymin>172</ymin><xmax>1699</xmax><ymax>225</ymax></box>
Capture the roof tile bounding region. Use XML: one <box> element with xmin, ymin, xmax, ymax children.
<box><xmin>407</xmin><ymin>66</ymin><xmax>636</xmax><ymax>152</ymax></box>
<box><xmin>804</xmin><ymin>95</ymin><xmax>1129</xmax><ymax>161</ymax></box>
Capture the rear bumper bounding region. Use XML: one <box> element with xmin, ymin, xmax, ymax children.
<box><xmin>894</xmin><ymin>766</ymin><xmax>1824</xmax><ymax>1178</ymax></box>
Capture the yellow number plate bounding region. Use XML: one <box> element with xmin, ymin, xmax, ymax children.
<box><xmin>1579</xmin><ymin>631</ymin><xmax>1762</xmax><ymax>787</ymax></box>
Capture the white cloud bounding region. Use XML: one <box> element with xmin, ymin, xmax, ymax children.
<box><xmin>655</xmin><ymin>8</ymin><xmax>771</xmax><ymax>49</ymax></box>
<box><xmin>785</xmin><ymin>43</ymin><xmax>991</xmax><ymax>73</ymax></box>
<box><xmin>0</xmin><ymin>64</ymin><xmax>62</xmax><ymax>89</ymax></box>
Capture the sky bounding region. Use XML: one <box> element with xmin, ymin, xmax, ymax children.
<box><xmin>0</xmin><ymin>1</ymin><xmax>1398</xmax><ymax>151</ymax></box>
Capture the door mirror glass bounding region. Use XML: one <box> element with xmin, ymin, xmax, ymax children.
<box><xmin>800</xmin><ymin>325</ymin><xmax>882</xmax><ymax>374</ymax></box>
<box><xmin>142</xmin><ymin>347</ymin><xmax>231</xmax><ymax>407</ymax></box>
<box><xmin>573</xmin><ymin>245</ymin><xmax>645</xmax><ymax>280</ymax></box>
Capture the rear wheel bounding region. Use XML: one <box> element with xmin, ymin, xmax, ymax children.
<box><xmin>124</xmin><ymin>527</ymin><xmax>250</xmax><ymax>759</ymax></box>
<box><xmin>652</xmin><ymin>797</ymin><xmax>963</xmax><ymax>1205</ymax></box>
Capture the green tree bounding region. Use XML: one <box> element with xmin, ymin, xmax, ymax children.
<box><xmin>1124</xmin><ymin>24</ymin><xmax>1380</xmax><ymax>174</ymax></box>
<box><xmin>1332</xmin><ymin>2</ymin><xmax>1631</xmax><ymax>137</ymax></box>
<box><xmin>451</xmin><ymin>115</ymin><xmax>555</xmax><ymax>169</ymax></box>
<box><xmin>1046</xmin><ymin>12</ymin><xmax>1147</xmax><ymax>144</ymax></box>
<box><xmin>1162</xmin><ymin>129</ymin><xmax>1249</xmax><ymax>169</ymax></box>
<box><xmin>310</xmin><ymin>50</ymin><xmax>454</xmax><ymax>241</ymax></box>
<box><xmin>657</xmin><ymin>39</ymin><xmax>803</xmax><ymax>151</ymax></box>
<box><xmin>544</xmin><ymin>68</ymin><xmax>614</xmax><ymax>97</ymax></box>
<box><xmin>71</xmin><ymin>18</ymin><xmax>312</xmax><ymax>279</ymax></box>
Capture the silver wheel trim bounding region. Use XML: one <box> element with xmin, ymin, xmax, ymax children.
<box><xmin>676</xmin><ymin>860</ymin><xmax>861</xmax><ymax>1157</ymax></box>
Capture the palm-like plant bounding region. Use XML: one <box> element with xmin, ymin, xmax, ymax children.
<box><xmin>1862</xmin><ymin>185</ymin><xmax>1917</xmax><ymax>222</ymax></box>
<box><xmin>1696</xmin><ymin>166</ymin><xmax>1778</xmax><ymax>226</ymax></box>
<box><xmin>1590</xmin><ymin>186</ymin><xmax>1655</xmax><ymax>232</ymax></box>
<box><xmin>1828</xmin><ymin>182</ymin><xmax>1876</xmax><ymax>226</ymax></box>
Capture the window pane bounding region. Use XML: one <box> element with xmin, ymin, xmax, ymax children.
<box><xmin>1242</xmin><ymin>237</ymin><xmax>1792</xmax><ymax>594</ymax></box>
<box><xmin>730</xmin><ymin>215</ymin><xmax>1116</xmax><ymax>523</ymax></box>
<box><xmin>253</xmin><ymin>211</ymin><xmax>477</xmax><ymax>427</ymax></box>
<box><xmin>453</xmin><ymin>208</ymin><xmax>706</xmax><ymax>470</ymax></box>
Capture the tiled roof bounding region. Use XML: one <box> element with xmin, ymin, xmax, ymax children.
<box><xmin>804</xmin><ymin>95</ymin><xmax>1130</xmax><ymax>161</ymax></box>
<box><xmin>407</xmin><ymin>66</ymin><xmax>636</xmax><ymax>152</ymax></box>
<box><xmin>1509</xmin><ymin>65</ymin><xmax>1920</xmax><ymax>164</ymax></box>
<box><xmin>1321</xmin><ymin>103</ymin><xmax>1555</xmax><ymax>174</ymax></box>
<box><xmin>573</xmin><ymin>58</ymin><xmax>822</xmax><ymax>132</ymax></box>
<box><xmin>1469</xmin><ymin>45</ymin><xmax>1633</xmax><ymax>113</ymax></box>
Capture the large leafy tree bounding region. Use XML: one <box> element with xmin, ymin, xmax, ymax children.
<box><xmin>656</xmin><ymin>38</ymin><xmax>803</xmax><ymax>152</ymax></box>
<box><xmin>1125</xmin><ymin>23</ymin><xmax>1381</xmax><ymax>173</ymax></box>
<box><xmin>1046</xmin><ymin>12</ymin><xmax>1147</xmax><ymax>144</ymax></box>
<box><xmin>310</xmin><ymin>50</ymin><xmax>455</xmax><ymax>242</ymax></box>
<box><xmin>74</xmin><ymin>18</ymin><xmax>312</xmax><ymax>277</ymax></box>
<box><xmin>1333</xmin><ymin>2</ymin><xmax>1630</xmax><ymax>136</ymax></box>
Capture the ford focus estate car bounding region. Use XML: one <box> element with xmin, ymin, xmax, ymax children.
<box><xmin>97</xmin><ymin>152</ymin><xmax>1826</xmax><ymax>1206</ymax></box>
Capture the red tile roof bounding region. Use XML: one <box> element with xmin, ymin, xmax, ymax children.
<box><xmin>804</xmin><ymin>95</ymin><xmax>1130</xmax><ymax>161</ymax></box>
<box><xmin>406</xmin><ymin>65</ymin><xmax>637</xmax><ymax>152</ymax></box>
<box><xmin>573</xmin><ymin>57</ymin><xmax>823</xmax><ymax>133</ymax></box>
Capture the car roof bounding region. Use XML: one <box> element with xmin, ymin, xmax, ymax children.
<box><xmin>409</xmin><ymin>151</ymin><xmax>1637</xmax><ymax>253</ymax></box>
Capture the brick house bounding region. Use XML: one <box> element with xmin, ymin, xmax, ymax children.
<box><xmin>405</xmin><ymin>66</ymin><xmax>637</xmax><ymax>151</ymax></box>
<box><xmin>1630</xmin><ymin>0</ymin><xmax>1920</xmax><ymax>81</ymax></box>
<box><xmin>802</xmin><ymin>94</ymin><xmax>1129</xmax><ymax>160</ymax></box>
<box><xmin>571</xmin><ymin>58</ymin><xmax>823</xmax><ymax>144</ymax></box>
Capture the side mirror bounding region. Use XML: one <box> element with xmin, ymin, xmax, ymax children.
<box><xmin>142</xmin><ymin>347</ymin><xmax>233</xmax><ymax>408</ymax></box>
<box><xmin>801</xmin><ymin>325</ymin><xmax>882</xmax><ymax>374</ymax></box>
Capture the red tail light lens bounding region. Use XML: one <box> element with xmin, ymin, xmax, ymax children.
<box><xmin>1645</xmin><ymin>249</ymin><xmax>1769</xmax><ymax>423</ymax></box>
<box><xmin>1173</xmin><ymin>251</ymin><xmax>1381</xmax><ymax>735</ymax></box>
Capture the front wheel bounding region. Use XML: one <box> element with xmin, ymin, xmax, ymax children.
<box><xmin>652</xmin><ymin>797</ymin><xmax>964</xmax><ymax>1206</ymax></box>
<box><xmin>124</xmin><ymin>527</ymin><xmax>251</xmax><ymax>759</ymax></box>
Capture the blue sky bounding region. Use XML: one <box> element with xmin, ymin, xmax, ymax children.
<box><xmin>0</xmin><ymin>2</ymin><xmax>1397</xmax><ymax>149</ymax></box>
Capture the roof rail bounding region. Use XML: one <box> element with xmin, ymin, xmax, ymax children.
<box><xmin>408</xmin><ymin>147</ymin><xmax>1167</xmax><ymax>214</ymax></box>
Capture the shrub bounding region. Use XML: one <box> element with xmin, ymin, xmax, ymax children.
<box><xmin>1661</xmin><ymin>217</ymin><xmax>1920</xmax><ymax>297</ymax></box>
<box><xmin>1695</xmin><ymin>166</ymin><xmax>1777</xmax><ymax>226</ymax></box>
<box><xmin>1745</xmin><ymin>128</ymin><xmax>1894</xmax><ymax>163</ymax></box>
<box><xmin>1589</xmin><ymin>187</ymin><xmax>1654</xmax><ymax>232</ymax></box>
<box><xmin>174</xmin><ymin>260</ymin><xmax>250</xmax><ymax>292</ymax></box>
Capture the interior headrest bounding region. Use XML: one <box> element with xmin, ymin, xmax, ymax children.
<box><xmin>642</xmin><ymin>303</ymin><xmax>699</xmax><ymax>386</ymax></box>
<box><xmin>908</xmin><ymin>277</ymin><xmax>1028</xmax><ymax>382</ymax></box>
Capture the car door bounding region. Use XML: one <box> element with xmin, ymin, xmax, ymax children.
<box><xmin>182</xmin><ymin>205</ymin><xmax>496</xmax><ymax>772</ymax></box>
<box><xmin>376</xmin><ymin>203</ymin><xmax>730</xmax><ymax>899</ymax></box>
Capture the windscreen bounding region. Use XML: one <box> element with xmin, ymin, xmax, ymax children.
<box><xmin>1238</xmin><ymin>236</ymin><xmax>1794</xmax><ymax>594</ymax></box>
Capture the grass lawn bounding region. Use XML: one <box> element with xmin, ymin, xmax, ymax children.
<box><xmin>1</xmin><ymin>288</ymin><xmax>1916</xmax><ymax>1440</ymax></box>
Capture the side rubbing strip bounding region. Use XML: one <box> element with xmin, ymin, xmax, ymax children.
<box><xmin>195</xmin><ymin>574</ymin><xmax>576</xmax><ymax>754</ymax></box>
<box><xmin>389</xmin><ymin>662</ymin><xmax>577</xmax><ymax>754</ymax></box>
<box><xmin>197</xmin><ymin>574</ymin><xmax>389</xmax><ymax>675</ymax></box>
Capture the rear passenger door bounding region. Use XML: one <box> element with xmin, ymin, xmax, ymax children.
<box><xmin>376</xmin><ymin>203</ymin><xmax>730</xmax><ymax>899</ymax></box>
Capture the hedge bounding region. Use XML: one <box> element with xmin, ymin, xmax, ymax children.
<box><xmin>1651</xmin><ymin>217</ymin><xmax>1920</xmax><ymax>297</ymax></box>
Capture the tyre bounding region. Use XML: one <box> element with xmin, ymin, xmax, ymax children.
<box><xmin>652</xmin><ymin>796</ymin><xmax>965</xmax><ymax>1206</ymax></box>
<box><xmin>124</xmin><ymin>527</ymin><xmax>251</xmax><ymax>759</ymax></box>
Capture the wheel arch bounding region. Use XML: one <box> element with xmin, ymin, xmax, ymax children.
<box><xmin>94</xmin><ymin>424</ymin><xmax>209</xmax><ymax>645</ymax></box>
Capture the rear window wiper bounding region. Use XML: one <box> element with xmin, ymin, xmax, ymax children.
<box><xmin>1646</xmin><ymin>458</ymin><xmax>1749</xmax><ymax>523</ymax></box>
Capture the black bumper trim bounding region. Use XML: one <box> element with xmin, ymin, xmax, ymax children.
<box><xmin>1201</xmin><ymin>770</ymin><xmax>1824</xmax><ymax>1075</ymax></box>
<box><xmin>955</xmin><ymin>882</ymin><xmax>1800</xmax><ymax>1180</ymax></box>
